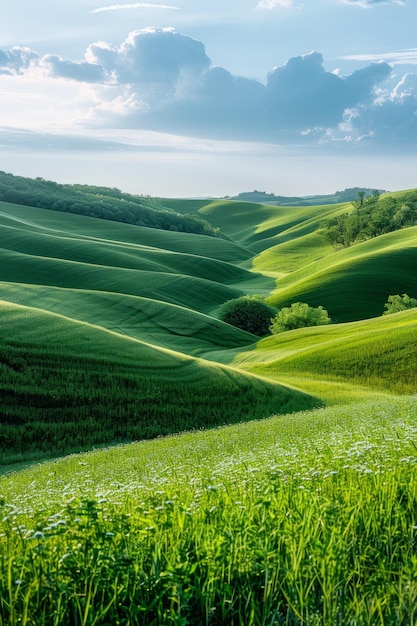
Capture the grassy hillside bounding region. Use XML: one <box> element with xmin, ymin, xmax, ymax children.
<box><xmin>2</xmin><ymin>177</ymin><xmax>417</xmax><ymax>625</ymax></box>
<box><xmin>163</xmin><ymin>198</ymin><xmax>351</xmax><ymax>253</ymax></box>
<box><xmin>267</xmin><ymin>226</ymin><xmax>417</xmax><ymax>321</ymax></box>
<box><xmin>230</xmin><ymin>308</ymin><xmax>417</xmax><ymax>398</ymax></box>
<box><xmin>0</xmin><ymin>170</ymin><xmax>219</xmax><ymax>237</ymax></box>
<box><xmin>1</xmin><ymin>183</ymin><xmax>417</xmax><ymax>467</ymax></box>
<box><xmin>0</xmin><ymin>301</ymin><xmax>319</xmax><ymax>465</ymax></box>
<box><xmin>1</xmin><ymin>396</ymin><xmax>416</xmax><ymax>624</ymax></box>
<box><xmin>174</xmin><ymin>196</ymin><xmax>417</xmax><ymax>323</ymax></box>
<box><xmin>0</xmin><ymin>200</ymin><xmax>274</xmax><ymax>319</ymax></box>
<box><xmin>0</xmin><ymin>283</ymin><xmax>257</xmax><ymax>355</ymax></box>
<box><xmin>0</xmin><ymin>200</ymin><xmax>251</xmax><ymax>262</ymax></box>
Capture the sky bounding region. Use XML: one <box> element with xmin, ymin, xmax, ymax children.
<box><xmin>1</xmin><ymin>0</ymin><xmax>417</xmax><ymax>197</ymax></box>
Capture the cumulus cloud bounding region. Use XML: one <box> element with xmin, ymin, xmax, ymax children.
<box><xmin>344</xmin><ymin>71</ymin><xmax>417</xmax><ymax>146</ymax></box>
<box><xmin>0</xmin><ymin>46</ymin><xmax>39</xmax><ymax>75</ymax></box>
<box><xmin>90</xmin><ymin>3</ymin><xmax>179</xmax><ymax>13</ymax></box>
<box><xmin>265</xmin><ymin>52</ymin><xmax>348</xmax><ymax>129</ymax></box>
<box><xmin>86</xmin><ymin>28</ymin><xmax>210</xmax><ymax>105</ymax></box>
<box><xmin>124</xmin><ymin>48</ymin><xmax>393</xmax><ymax>143</ymax></box>
<box><xmin>2</xmin><ymin>28</ymin><xmax>417</xmax><ymax>151</ymax></box>
<box><xmin>343</xmin><ymin>61</ymin><xmax>391</xmax><ymax>103</ymax></box>
<box><xmin>43</xmin><ymin>55</ymin><xmax>105</xmax><ymax>83</ymax></box>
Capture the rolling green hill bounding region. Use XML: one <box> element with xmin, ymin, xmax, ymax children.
<box><xmin>0</xmin><ymin>300</ymin><xmax>319</xmax><ymax>465</ymax></box>
<box><xmin>162</xmin><ymin>197</ymin><xmax>351</xmax><ymax>252</ymax></box>
<box><xmin>267</xmin><ymin>226</ymin><xmax>417</xmax><ymax>321</ymax></box>
<box><xmin>229</xmin><ymin>307</ymin><xmax>417</xmax><ymax>398</ymax></box>
<box><xmin>0</xmin><ymin>283</ymin><xmax>257</xmax><ymax>355</ymax></box>
<box><xmin>1</xmin><ymin>179</ymin><xmax>417</xmax><ymax>468</ymax></box>
<box><xmin>0</xmin><ymin>170</ymin><xmax>219</xmax><ymax>237</ymax></box>
<box><xmin>2</xmin><ymin>176</ymin><xmax>417</xmax><ymax>625</ymax></box>
<box><xmin>0</xmin><ymin>200</ymin><xmax>274</xmax><ymax>319</ymax></box>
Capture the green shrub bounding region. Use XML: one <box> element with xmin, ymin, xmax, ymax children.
<box><xmin>383</xmin><ymin>293</ymin><xmax>417</xmax><ymax>315</ymax></box>
<box><xmin>270</xmin><ymin>302</ymin><xmax>331</xmax><ymax>334</ymax></box>
<box><xmin>219</xmin><ymin>295</ymin><xmax>277</xmax><ymax>336</ymax></box>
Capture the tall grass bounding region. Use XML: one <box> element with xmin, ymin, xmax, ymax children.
<box><xmin>1</xmin><ymin>397</ymin><xmax>416</xmax><ymax>624</ymax></box>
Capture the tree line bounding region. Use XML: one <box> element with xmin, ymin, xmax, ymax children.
<box><xmin>322</xmin><ymin>189</ymin><xmax>417</xmax><ymax>248</ymax></box>
<box><xmin>0</xmin><ymin>171</ymin><xmax>219</xmax><ymax>237</ymax></box>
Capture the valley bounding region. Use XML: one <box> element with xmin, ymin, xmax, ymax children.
<box><xmin>1</xmin><ymin>177</ymin><xmax>416</xmax><ymax>624</ymax></box>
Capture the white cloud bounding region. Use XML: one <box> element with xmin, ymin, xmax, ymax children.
<box><xmin>392</xmin><ymin>72</ymin><xmax>417</xmax><ymax>98</ymax></box>
<box><xmin>257</xmin><ymin>0</ymin><xmax>294</xmax><ymax>9</ymax></box>
<box><xmin>0</xmin><ymin>72</ymin><xmax>95</xmax><ymax>131</ymax></box>
<box><xmin>3</xmin><ymin>28</ymin><xmax>417</xmax><ymax>152</ymax></box>
<box><xmin>90</xmin><ymin>3</ymin><xmax>179</xmax><ymax>13</ymax></box>
<box><xmin>340</xmin><ymin>0</ymin><xmax>406</xmax><ymax>7</ymax></box>
<box><xmin>342</xmin><ymin>48</ymin><xmax>417</xmax><ymax>65</ymax></box>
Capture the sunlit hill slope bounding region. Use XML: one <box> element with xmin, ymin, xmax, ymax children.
<box><xmin>1</xmin><ymin>179</ymin><xmax>417</xmax><ymax>464</ymax></box>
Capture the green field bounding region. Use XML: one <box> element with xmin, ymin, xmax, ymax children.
<box><xmin>1</xmin><ymin>397</ymin><xmax>416</xmax><ymax>624</ymax></box>
<box><xmin>1</xmin><ymin>181</ymin><xmax>417</xmax><ymax>624</ymax></box>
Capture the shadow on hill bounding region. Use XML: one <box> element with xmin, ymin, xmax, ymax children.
<box><xmin>0</xmin><ymin>302</ymin><xmax>322</xmax><ymax>467</ymax></box>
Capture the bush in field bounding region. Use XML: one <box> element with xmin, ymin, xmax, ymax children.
<box><xmin>219</xmin><ymin>295</ymin><xmax>277</xmax><ymax>336</ymax></box>
<box><xmin>270</xmin><ymin>302</ymin><xmax>331</xmax><ymax>334</ymax></box>
<box><xmin>383</xmin><ymin>293</ymin><xmax>417</xmax><ymax>315</ymax></box>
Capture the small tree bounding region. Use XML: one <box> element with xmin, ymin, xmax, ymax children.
<box><xmin>354</xmin><ymin>190</ymin><xmax>365</xmax><ymax>208</ymax></box>
<box><xmin>270</xmin><ymin>302</ymin><xmax>331</xmax><ymax>334</ymax></box>
<box><xmin>383</xmin><ymin>293</ymin><xmax>417</xmax><ymax>315</ymax></box>
<box><xmin>219</xmin><ymin>295</ymin><xmax>277</xmax><ymax>336</ymax></box>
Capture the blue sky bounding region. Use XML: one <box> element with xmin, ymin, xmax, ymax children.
<box><xmin>1</xmin><ymin>0</ymin><xmax>417</xmax><ymax>196</ymax></box>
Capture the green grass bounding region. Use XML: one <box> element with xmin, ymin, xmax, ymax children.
<box><xmin>1</xmin><ymin>396</ymin><xmax>416</xmax><ymax>624</ymax></box>
<box><xmin>0</xmin><ymin>300</ymin><xmax>319</xmax><ymax>465</ymax></box>
<box><xmin>0</xmin><ymin>201</ymin><xmax>275</xmax><ymax>316</ymax></box>
<box><xmin>253</xmin><ymin>231</ymin><xmax>335</xmax><ymax>276</ymax></box>
<box><xmin>0</xmin><ymin>200</ymin><xmax>251</xmax><ymax>263</ymax></box>
<box><xmin>1</xmin><ymin>194</ymin><xmax>417</xmax><ymax>439</ymax></box>
<box><xmin>172</xmin><ymin>199</ymin><xmax>351</xmax><ymax>252</ymax></box>
<box><xmin>0</xmin><ymin>246</ymin><xmax>249</xmax><ymax>313</ymax></box>
<box><xmin>0</xmin><ymin>283</ymin><xmax>258</xmax><ymax>356</ymax></box>
<box><xmin>1</xmin><ymin>194</ymin><xmax>416</xmax><ymax>423</ymax></box>
<box><xmin>267</xmin><ymin>226</ymin><xmax>417</xmax><ymax>322</ymax></box>
<box><xmin>229</xmin><ymin>308</ymin><xmax>417</xmax><ymax>400</ymax></box>
<box><xmin>2</xmin><ymin>185</ymin><xmax>417</xmax><ymax>624</ymax></box>
<box><xmin>0</xmin><ymin>215</ymin><xmax>254</xmax><ymax>281</ymax></box>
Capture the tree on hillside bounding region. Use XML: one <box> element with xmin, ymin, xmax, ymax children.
<box><xmin>383</xmin><ymin>293</ymin><xmax>417</xmax><ymax>316</ymax></box>
<box><xmin>219</xmin><ymin>295</ymin><xmax>278</xmax><ymax>336</ymax></box>
<box><xmin>322</xmin><ymin>189</ymin><xmax>417</xmax><ymax>248</ymax></box>
<box><xmin>270</xmin><ymin>302</ymin><xmax>331</xmax><ymax>334</ymax></box>
<box><xmin>355</xmin><ymin>190</ymin><xmax>365</xmax><ymax>208</ymax></box>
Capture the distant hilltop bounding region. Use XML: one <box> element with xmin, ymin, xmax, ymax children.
<box><xmin>229</xmin><ymin>188</ymin><xmax>388</xmax><ymax>206</ymax></box>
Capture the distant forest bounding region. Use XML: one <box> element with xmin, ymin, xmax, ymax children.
<box><xmin>232</xmin><ymin>187</ymin><xmax>387</xmax><ymax>206</ymax></box>
<box><xmin>0</xmin><ymin>171</ymin><xmax>219</xmax><ymax>237</ymax></box>
<box><xmin>322</xmin><ymin>189</ymin><xmax>417</xmax><ymax>247</ymax></box>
